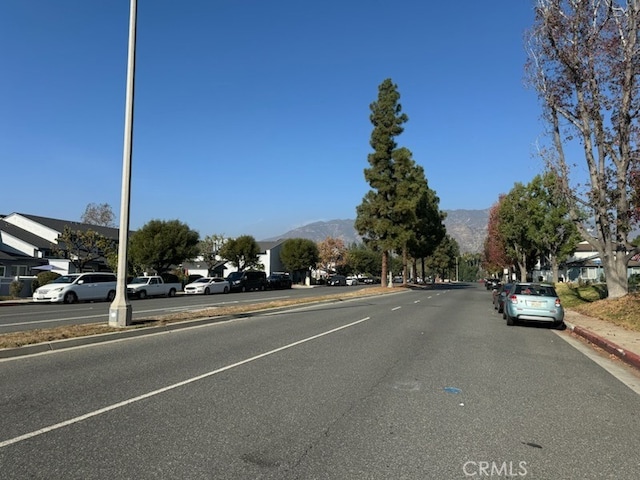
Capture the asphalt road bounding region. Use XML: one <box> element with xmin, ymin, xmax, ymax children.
<box><xmin>0</xmin><ymin>285</ymin><xmax>366</xmax><ymax>334</ymax></box>
<box><xmin>1</xmin><ymin>284</ymin><xmax>639</xmax><ymax>479</ymax></box>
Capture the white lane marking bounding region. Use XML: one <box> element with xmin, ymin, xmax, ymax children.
<box><xmin>414</xmin><ymin>300</ymin><xmax>421</xmax><ymax>304</ymax></box>
<box><xmin>392</xmin><ymin>306</ymin><xmax>402</xmax><ymax>311</ymax></box>
<box><xmin>0</xmin><ymin>316</ymin><xmax>371</xmax><ymax>449</ymax></box>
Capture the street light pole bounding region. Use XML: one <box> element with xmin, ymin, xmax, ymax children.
<box><xmin>109</xmin><ymin>0</ymin><xmax>137</xmax><ymax>327</ymax></box>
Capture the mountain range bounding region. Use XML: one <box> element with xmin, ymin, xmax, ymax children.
<box><xmin>263</xmin><ymin>209</ymin><xmax>490</xmax><ymax>254</ymax></box>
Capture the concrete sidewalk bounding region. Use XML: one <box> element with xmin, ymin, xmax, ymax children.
<box><xmin>563</xmin><ymin>310</ymin><xmax>640</xmax><ymax>372</ymax></box>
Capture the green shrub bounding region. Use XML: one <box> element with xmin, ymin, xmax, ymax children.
<box><xmin>629</xmin><ymin>273</ymin><xmax>640</xmax><ymax>286</ymax></box>
<box><xmin>9</xmin><ymin>280</ymin><xmax>24</xmax><ymax>298</ymax></box>
<box><xmin>31</xmin><ymin>279</ymin><xmax>40</xmax><ymax>293</ymax></box>
<box><xmin>37</xmin><ymin>271</ymin><xmax>60</xmax><ymax>287</ymax></box>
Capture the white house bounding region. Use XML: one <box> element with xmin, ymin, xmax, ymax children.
<box><xmin>1</xmin><ymin>212</ymin><xmax>293</xmax><ymax>295</ymax></box>
<box><xmin>561</xmin><ymin>240</ymin><xmax>640</xmax><ymax>283</ymax></box>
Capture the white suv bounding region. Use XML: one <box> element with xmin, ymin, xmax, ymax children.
<box><xmin>33</xmin><ymin>272</ymin><xmax>117</xmax><ymax>304</ymax></box>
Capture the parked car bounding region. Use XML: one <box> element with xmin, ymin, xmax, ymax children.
<box><xmin>126</xmin><ymin>275</ymin><xmax>182</xmax><ymax>299</ymax></box>
<box><xmin>226</xmin><ymin>270</ymin><xmax>267</xmax><ymax>292</ymax></box>
<box><xmin>346</xmin><ymin>276</ymin><xmax>359</xmax><ymax>286</ymax></box>
<box><xmin>485</xmin><ymin>278</ymin><xmax>500</xmax><ymax>290</ymax></box>
<box><xmin>327</xmin><ymin>275</ymin><xmax>347</xmax><ymax>286</ymax></box>
<box><xmin>503</xmin><ymin>282</ymin><xmax>564</xmax><ymax>328</ymax></box>
<box><xmin>492</xmin><ymin>282</ymin><xmax>513</xmax><ymax>313</ymax></box>
<box><xmin>32</xmin><ymin>272</ymin><xmax>117</xmax><ymax>304</ymax></box>
<box><xmin>267</xmin><ymin>272</ymin><xmax>292</xmax><ymax>289</ymax></box>
<box><xmin>183</xmin><ymin>277</ymin><xmax>230</xmax><ymax>295</ymax></box>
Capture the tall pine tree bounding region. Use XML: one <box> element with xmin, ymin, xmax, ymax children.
<box><xmin>356</xmin><ymin>79</ymin><xmax>408</xmax><ymax>285</ymax></box>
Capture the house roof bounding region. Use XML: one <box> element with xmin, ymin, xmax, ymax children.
<box><xmin>565</xmin><ymin>253</ymin><xmax>640</xmax><ymax>268</ymax></box>
<box><xmin>17</xmin><ymin>213</ymin><xmax>120</xmax><ymax>240</ymax></box>
<box><xmin>0</xmin><ymin>249</ymin><xmax>41</xmax><ymax>262</ymax></box>
<box><xmin>0</xmin><ymin>219</ymin><xmax>55</xmax><ymax>250</ymax></box>
<box><xmin>258</xmin><ymin>240</ymin><xmax>286</xmax><ymax>253</ymax></box>
<box><xmin>0</xmin><ymin>250</ymin><xmax>19</xmax><ymax>261</ymax></box>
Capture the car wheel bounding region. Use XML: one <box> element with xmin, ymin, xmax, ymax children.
<box><xmin>138</xmin><ymin>290</ymin><xmax>147</xmax><ymax>300</ymax></box>
<box><xmin>106</xmin><ymin>290</ymin><xmax>116</xmax><ymax>302</ymax></box>
<box><xmin>223</xmin><ymin>286</ymin><xmax>229</xmax><ymax>294</ymax></box>
<box><xmin>168</xmin><ymin>288</ymin><xmax>176</xmax><ymax>297</ymax></box>
<box><xmin>204</xmin><ymin>287</ymin><xmax>210</xmax><ymax>295</ymax></box>
<box><xmin>506</xmin><ymin>312</ymin><xmax>515</xmax><ymax>326</ymax></box>
<box><xmin>63</xmin><ymin>292</ymin><xmax>77</xmax><ymax>304</ymax></box>
<box><xmin>241</xmin><ymin>286</ymin><xmax>246</xmax><ymax>293</ymax></box>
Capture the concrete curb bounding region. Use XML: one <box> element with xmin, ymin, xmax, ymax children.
<box><xmin>565</xmin><ymin>322</ymin><xmax>640</xmax><ymax>372</ymax></box>
<box><xmin>0</xmin><ymin>300</ymin><xmax>32</xmax><ymax>307</ymax></box>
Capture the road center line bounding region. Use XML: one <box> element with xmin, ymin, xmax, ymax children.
<box><xmin>0</xmin><ymin>316</ymin><xmax>372</xmax><ymax>449</ymax></box>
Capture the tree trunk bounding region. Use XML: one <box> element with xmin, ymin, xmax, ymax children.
<box><xmin>402</xmin><ymin>246</ymin><xmax>408</xmax><ymax>284</ymax></box>
<box><xmin>518</xmin><ymin>252</ymin><xmax>527</xmax><ymax>282</ymax></box>
<box><xmin>550</xmin><ymin>254</ymin><xmax>559</xmax><ymax>284</ymax></box>
<box><xmin>381</xmin><ymin>250</ymin><xmax>389</xmax><ymax>287</ymax></box>
<box><xmin>602</xmin><ymin>251</ymin><xmax>629</xmax><ymax>299</ymax></box>
<box><xmin>412</xmin><ymin>257</ymin><xmax>418</xmax><ymax>283</ymax></box>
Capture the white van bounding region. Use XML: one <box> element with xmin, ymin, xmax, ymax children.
<box><xmin>32</xmin><ymin>272</ymin><xmax>117</xmax><ymax>304</ymax></box>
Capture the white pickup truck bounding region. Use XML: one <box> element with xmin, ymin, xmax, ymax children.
<box><xmin>126</xmin><ymin>276</ymin><xmax>182</xmax><ymax>299</ymax></box>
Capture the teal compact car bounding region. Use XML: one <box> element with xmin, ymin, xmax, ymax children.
<box><xmin>503</xmin><ymin>282</ymin><xmax>564</xmax><ymax>328</ymax></box>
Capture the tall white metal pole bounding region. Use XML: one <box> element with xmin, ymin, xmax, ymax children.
<box><xmin>109</xmin><ymin>0</ymin><xmax>137</xmax><ymax>327</ymax></box>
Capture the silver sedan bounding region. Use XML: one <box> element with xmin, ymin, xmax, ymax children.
<box><xmin>183</xmin><ymin>277</ymin><xmax>230</xmax><ymax>295</ymax></box>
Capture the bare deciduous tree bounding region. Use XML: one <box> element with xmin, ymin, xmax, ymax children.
<box><xmin>527</xmin><ymin>0</ymin><xmax>640</xmax><ymax>298</ymax></box>
<box><xmin>80</xmin><ymin>203</ymin><xmax>116</xmax><ymax>228</ymax></box>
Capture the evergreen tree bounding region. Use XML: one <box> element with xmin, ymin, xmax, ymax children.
<box><xmin>280</xmin><ymin>238</ymin><xmax>319</xmax><ymax>283</ymax></box>
<box><xmin>356</xmin><ymin>78</ymin><xmax>408</xmax><ymax>286</ymax></box>
<box><xmin>498</xmin><ymin>183</ymin><xmax>539</xmax><ymax>281</ymax></box>
<box><xmin>528</xmin><ymin>172</ymin><xmax>581</xmax><ymax>282</ymax></box>
<box><xmin>129</xmin><ymin>220</ymin><xmax>199</xmax><ymax>275</ymax></box>
<box><xmin>219</xmin><ymin>235</ymin><xmax>261</xmax><ymax>272</ymax></box>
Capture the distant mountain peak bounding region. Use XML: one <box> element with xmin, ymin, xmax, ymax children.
<box><xmin>262</xmin><ymin>210</ymin><xmax>489</xmax><ymax>253</ymax></box>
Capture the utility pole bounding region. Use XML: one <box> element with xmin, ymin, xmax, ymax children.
<box><xmin>109</xmin><ymin>0</ymin><xmax>137</xmax><ymax>327</ymax></box>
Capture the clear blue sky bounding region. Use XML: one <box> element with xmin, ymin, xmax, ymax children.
<box><xmin>1</xmin><ymin>0</ymin><xmax>544</xmax><ymax>240</ymax></box>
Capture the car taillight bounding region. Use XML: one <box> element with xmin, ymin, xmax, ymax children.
<box><xmin>555</xmin><ymin>298</ymin><xmax>561</xmax><ymax>307</ymax></box>
<box><xmin>509</xmin><ymin>294</ymin><xmax>518</xmax><ymax>304</ymax></box>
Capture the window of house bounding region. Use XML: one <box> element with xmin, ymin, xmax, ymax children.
<box><xmin>9</xmin><ymin>266</ymin><xmax>29</xmax><ymax>277</ymax></box>
<box><xmin>0</xmin><ymin>266</ymin><xmax>5</xmax><ymax>277</ymax></box>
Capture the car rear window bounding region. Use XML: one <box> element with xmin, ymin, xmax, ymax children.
<box><xmin>514</xmin><ymin>285</ymin><xmax>557</xmax><ymax>296</ymax></box>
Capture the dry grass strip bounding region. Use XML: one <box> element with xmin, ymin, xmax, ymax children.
<box><xmin>0</xmin><ymin>286</ymin><xmax>401</xmax><ymax>350</ymax></box>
